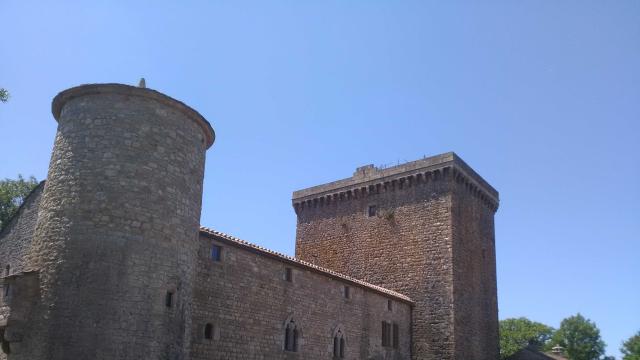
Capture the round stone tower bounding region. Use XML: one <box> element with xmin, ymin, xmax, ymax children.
<box><xmin>23</xmin><ymin>83</ymin><xmax>214</xmax><ymax>359</ymax></box>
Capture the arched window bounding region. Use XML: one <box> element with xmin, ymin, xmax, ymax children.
<box><xmin>284</xmin><ymin>320</ymin><xmax>298</xmax><ymax>352</ymax></box>
<box><xmin>333</xmin><ymin>328</ymin><xmax>345</xmax><ymax>358</ymax></box>
<box><xmin>204</xmin><ymin>323</ymin><xmax>213</xmax><ymax>340</ymax></box>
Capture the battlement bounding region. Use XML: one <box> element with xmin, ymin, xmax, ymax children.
<box><xmin>292</xmin><ymin>152</ymin><xmax>499</xmax><ymax>212</ymax></box>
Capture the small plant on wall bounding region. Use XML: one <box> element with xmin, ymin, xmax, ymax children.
<box><xmin>381</xmin><ymin>209</ymin><xmax>395</xmax><ymax>221</ymax></box>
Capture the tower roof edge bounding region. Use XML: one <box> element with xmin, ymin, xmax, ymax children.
<box><xmin>292</xmin><ymin>152</ymin><xmax>498</xmax><ymax>204</ymax></box>
<box><xmin>51</xmin><ymin>83</ymin><xmax>215</xmax><ymax>149</ymax></box>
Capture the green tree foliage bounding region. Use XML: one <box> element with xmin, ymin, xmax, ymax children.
<box><xmin>0</xmin><ymin>88</ymin><xmax>9</xmax><ymax>102</ymax></box>
<box><xmin>500</xmin><ymin>317</ymin><xmax>554</xmax><ymax>359</ymax></box>
<box><xmin>621</xmin><ymin>331</ymin><xmax>640</xmax><ymax>360</ymax></box>
<box><xmin>0</xmin><ymin>175</ymin><xmax>39</xmax><ymax>230</ymax></box>
<box><xmin>552</xmin><ymin>313</ymin><xmax>605</xmax><ymax>360</ymax></box>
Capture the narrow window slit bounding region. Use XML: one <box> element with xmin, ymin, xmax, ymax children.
<box><xmin>211</xmin><ymin>245</ymin><xmax>222</xmax><ymax>262</ymax></box>
<box><xmin>368</xmin><ymin>205</ymin><xmax>377</xmax><ymax>217</ymax></box>
<box><xmin>165</xmin><ymin>291</ymin><xmax>174</xmax><ymax>308</ymax></box>
<box><xmin>285</xmin><ymin>320</ymin><xmax>298</xmax><ymax>352</ymax></box>
<box><xmin>393</xmin><ymin>323</ymin><xmax>399</xmax><ymax>349</ymax></box>
<box><xmin>204</xmin><ymin>323</ymin><xmax>213</xmax><ymax>340</ymax></box>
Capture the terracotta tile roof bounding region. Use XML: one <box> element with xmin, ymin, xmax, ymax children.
<box><xmin>199</xmin><ymin>227</ymin><xmax>413</xmax><ymax>304</ymax></box>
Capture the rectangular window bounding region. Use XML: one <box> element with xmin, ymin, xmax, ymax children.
<box><xmin>285</xmin><ymin>267</ymin><xmax>292</xmax><ymax>282</ymax></box>
<box><xmin>387</xmin><ymin>299</ymin><xmax>393</xmax><ymax>311</ymax></box>
<box><xmin>382</xmin><ymin>321</ymin><xmax>393</xmax><ymax>347</ymax></box>
<box><xmin>165</xmin><ymin>291</ymin><xmax>174</xmax><ymax>308</ymax></box>
<box><xmin>392</xmin><ymin>323</ymin><xmax>399</xmax><ymax>349</ymax></box>
<box><xmin>204</xmin><ymin>323</ymin><xmax>213</xmax><ymax>340</ymax></box>
<box><xmin>344</xmin><ymin>285</ymin><xmax>350</xmax><ymax>299</ymax></box>
<box><xmin>211</xmin><ymin>245</ymin><xmax>222</xmax><ymax>262</ymax></box>
<box><xmin>381</xmin><ymin>321</ymin><xmax>387</xmax><ymax>346</ymax></box>
<box><xmin>368</xmin><ymin>205</ymin><xmax>377</xmax><ymax>217</ymax></box>
<box><xmin>285</xmin><ymin>324</ymin><xmax>298</xmax><ymax>352</ymax></box>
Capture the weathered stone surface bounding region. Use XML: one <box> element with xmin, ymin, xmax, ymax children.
<box><xmin>17</xmin><ymin>84</ymin><xmax>214</xmax><ymax>360</ymax></box>
<box><xmin>0</xmin><ymin>182</ymin><xmax>44</xmax><ymax>360</ymax></box>
<box><xmin>293</xmin><ymin>154</ymin><xmax>500</xmax><ymax>360</ymax></box>
<box><xmin>0</xmin><ymin>182</ymin><xmax>44</xmax><ymax>278</ymax></box>
<box><xmin>193</xmin><ymin>230</ymin><xmax>412</xmax><ymax>360</ymax></box>
<box><xmin>0</xmin><ymin>83</ymin><xmax>500</xmax><ymax>360</ymax></box>
<box><xmin>451</xmin><ymin>174</ymin><xmax>500</xmax><ymax>359</ymax></box>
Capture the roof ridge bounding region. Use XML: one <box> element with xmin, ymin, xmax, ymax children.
<box><xmin>199</xmin><ymin>226</ymin><xmax>413</xmax><ymax>304</ymax></box>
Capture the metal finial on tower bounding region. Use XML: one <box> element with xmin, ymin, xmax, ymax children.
<box><xmin>138</xmin><ymin>78</ymin><xmax>146</xmax><ymax>88</ymax></box>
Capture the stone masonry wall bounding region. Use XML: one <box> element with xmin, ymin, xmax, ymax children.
<box><xmin>0</xmin><ymin>182</ymin><xmax>43</xmax><ymax>278</ymax></box>
<box><xmin>451</xmin><ymin>176</ymin><xmax>499</xmax><ymax>360</ymax></box>
<box><xmin>295</xmin><ymin>172</ymin><xmax>455</xmax><ymax>359</ymax></box>
<box><xmin>192</xmin><ymin>231</ymin><xmax>412</xmax><ymax>360</ymax></box>
<box><xmin>0</xmin><ymin>183</ymin><xmax>43</xmax><ymax>360</ymax></box>
<box><xmin>19</xmin><ymin>84</ymin><xmax>212</xmax><ymax>360</ymax></box>
<box><xmin>294</xmin><ymin>154</ymin><xmax>500</xmax><ymax>360</ymax></box>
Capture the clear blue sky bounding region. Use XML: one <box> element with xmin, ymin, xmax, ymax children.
<box><xmin>1</xmin><ymin>1</ymin><xmax>638</xmax><ymax>357</ymax></box>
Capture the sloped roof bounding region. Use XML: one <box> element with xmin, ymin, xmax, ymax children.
<box><xmin>199</xmin><ymin>227</ymin><xmax>413</xmax><ymax>304</ymax></box>
<box><xmin>1</xmin><ymin>180</ymin><xmax>413</xmax><ymax>304</ymax></box>
<box><xmin>506</xmin><ymin>346</ymin><xmax>568</xmax><ymax>360</ymax></box>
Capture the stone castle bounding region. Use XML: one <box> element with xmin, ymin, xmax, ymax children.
<box><xmin>0</xmin><ymin>83</ymin><xmax>499</xmax><ymax>360</ymax></box>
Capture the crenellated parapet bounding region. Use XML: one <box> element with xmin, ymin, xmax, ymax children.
<box><xmin>292</xmin><ymin>152</ymin><xmax>499</xmax><ymax>214</ymax></box>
